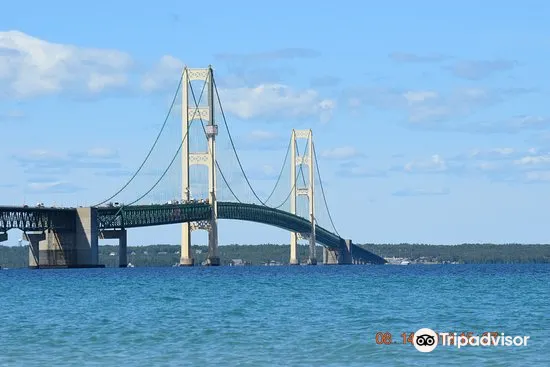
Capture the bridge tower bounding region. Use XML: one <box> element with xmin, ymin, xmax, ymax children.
<box><xmin>179</xmin><ymin>66</ymin><xmax>220</xmax><ymax>266</ymax></box>
<box><xmin>289</xmin><ymin>129</ymin><xmax>317</xmax><ymax>265</ymax></box>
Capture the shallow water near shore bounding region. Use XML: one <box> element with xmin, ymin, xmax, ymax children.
<box><xmin>1</xmin><ymin>264</ymin><xmax>549</xmax><ymax>366</ymax></box>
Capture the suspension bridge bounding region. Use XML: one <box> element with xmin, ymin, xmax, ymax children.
<box><xmin>0</xmin><ymin>66</ymin><xmax>386</xmax><ymax>268</ymax></box>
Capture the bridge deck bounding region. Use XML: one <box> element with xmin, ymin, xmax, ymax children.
<box><xmin>95</xmin><ymin>201</ymin><xmax>345</xmax><ymax>248</ymax></box>
<box><xmin>0</xmin><ymin>202</ymin><xmax>385</xmax><ymax>263</ymax></box>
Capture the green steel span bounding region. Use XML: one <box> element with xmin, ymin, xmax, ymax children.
<box><xmin>96</xmin><ymin>202</ymin><xmax>343</xmax><ymax>249</ymax></box>
<box><xmin>1</xmin><ymin>202</ymin><xmax>386</xmax><ymax>263</ymax></box>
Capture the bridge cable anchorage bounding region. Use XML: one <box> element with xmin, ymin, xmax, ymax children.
<box><xmin>100</xmin><ymin>77</ymin><xmax>208</xmax><ymax>229</ymax></box>
<box><xmin>93</xmin><ymin>72</ymin><xmax>185</xmax><ymax>207</ymax></box>
<box><xmin>187</xmin><ymin>81</ymin><xmax>242</xmax><ymax>203</ymax></box>
<box><xmin>212</xmin><ymin>77</ymin><xmax>280</xmax><ymax>206</ymax></box>
<box><xmin>312</xmin><ymin>143</ymin><xmax>340</xmax><ymax>236</ymax></box>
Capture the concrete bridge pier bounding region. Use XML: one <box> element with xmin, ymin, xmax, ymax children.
<box><xmin>24</xmin><ymin>207</ymin><xmax>102</xmax><ymax>268</ymax></box>
<box><xmin>323</xmin><ymin>247</ymin><xmax>338</xmax><ymax>264</ymax></box>
<box><xmin>23</xmin><ymin>232</ymin><xmax>45</xmax><ymax>268</ymax></box>
<box><xmin>322</xmin><ymin>239</ymin><xmax>353</xmax><ymax>265</ymax></box>
<box><xmin>35</xmin><ymin>229</ymin><xmax>77</xmax><ymax>268</ymax></box>
<box><xmin>74</xmin><ymin>207</ymin><xmax>100</xmax><ymax>267</ymax></box>
<box><xmin>179</xmin><ymin>222</ymin><xmax>194</xmax><ymax>266</ymax></box>
<box><xmin>289</xmin><ymin>233</ymin><xmax>299</xmax><ymax>265</ymax></box>
<box><xmin>342</xmin><ymin>239</ymin><xmax>353</xmax><ymax>264</ymax></box>
<box><xmin>100</xmin><ymin>229</ymin><xmax>127</xmax><ymax>267</ymax></box>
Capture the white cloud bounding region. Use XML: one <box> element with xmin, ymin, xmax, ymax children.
<box><xmin>467</xmin><ymin>147</ymin><xmax>517</xmax><ymax>159</ymax></box>
<box><xmin>0</xmin><ymin>109</ymin><xmax>25</xmax><ymax>121</ymax></box>
<box><xmin>28</xmin><ymin>180</ymin><xmax>64</xmax><ymax>191</ymax></box>
<box><xmin>247</xmin><ymin>164</ymin><xmax>280</xmax><ymax>180</ymax></box>
<box><xmin>475</xmin><ymin>162</ymin><xmax>501</xmax><ymax>171</ymax></box>
<box><xmin>408</xmin><ymin>105</ymin><xmax>451</xmax><ymax>123</ymax></box>
<box><xmin>237</xmin><ymin>130</ymin><xmax>285</xmax><ymax>151</ymax></box>
<box><xmin>448</xmin><ymin>59</ymin><xmax>517</xmax><ymax>80</ymax></box>
<box><xmin>440</xmin><ymin>146</ymin><xmax>550</xmax><ymax>182</ymax></box>
<box><xmin>261</xmin><ymin>165</ymin><xmax>276</xmax><ymax>175</ymax></box>
<box><xmin>506</xmin><ymin>115</ymin><xmax>550</xmax><ymax>130</ymax></box>
<box><xmin>219</xmin><ymin>84</ymin><xmax>336</xmax><ymax>123</ymax></box>
<box><xmin>0</xmin><ymin>31</ymin><xmax>132</xmax><ymax>98</ymax></box>
<box><xmin>12</xmin><ymin>148</ymin><xmax>121</xmax><ymax>175</ymax></box>
<box><xmin>404</xmin><ymin>154</ymin><xmax>447</xmax><ymax>173</ymax></box>
<box><xmin>27</xmin><ymin>180</ymin><xmax>82</xmax><ymax>193</ymax></box>
<box><xmin>86</xmin><ymin>147</ymin><xmax>119</xmax><ymax>159</ymax></box>
<box><xmin>247</xmin><ymin>130</ymin><xmax>279</xmax><ymax>142</ymax></box>
<box><xmin>21</xmin><ymin>149</ymin><xmax>65</xmax><ymax>161</ymax></box>
<box><xmin>392</xmin><ymin>187</ymin><xmax>450</xmax><ymax>197</ymax></box>
<box><xmin>391</xmin><ymin>146</ymin><xmax>550</xmax><ymax>183</ymax></box>
<box><xmin>389</xmin><ymin>52</ymin><xmax>448</xmax><ymax>63</ymax></box>
<box><xmin>348</xmin><ymin>97</ymin><xmax>362</xmax><ymax>108</ymax></box>
<box><xmin>141</xmin><ymin>54</ymin><xmax>335</xmax><ymax>123</ymax></box>
<box><xmin>404</xmin><ymin>88</ymin><xmax>494</xmax><ymax>123</ymax></box>
<box><xmin>336</xmin><ymin>161</ymin><xmax>387</xmax><ymax>178</ymax></box>
<box><xmin>321</xmin><ymin>146</ymin><xmax>362</xmax><ymax>160</ymax></box>
<box><xmin>514</xmin><ymin>154</ymin><xmax>550</xmax><ymax>166</ymax></box>
<box><xmin>524</xmin><ymin>171</ymin><xmax>550</xmax><ymax>182</ymax></box>
<box><xmin>346</xmin><ymin>86</ymin><xmax>533</xmax><ymax>128</ymax></box>
<box><xmin>87</xmin><ymin>73</ymin><xmax>127</xmax><ymax>93</ymax></box>
<box><xmin>403</xmin><ymin>91</ymin><xmax>438</xmax><ymax>104</ymax></box>
<box><xmin>215</xmin><ymin>48</ymin><xmax>321</xmax><ymax>61</ymax></box>
<box><xmin>141</xmin><ymin>55</ymin><xmax>183</xmax><ymax>92</ymax></box>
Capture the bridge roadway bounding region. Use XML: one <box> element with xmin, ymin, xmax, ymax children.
<box><xmin>0</xmin><ymin>202</ymin><xmax>386</xmax><ymax>265</ymax></box>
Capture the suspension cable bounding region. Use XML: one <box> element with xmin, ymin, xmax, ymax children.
<box><xmin>125</xmin><ymin>131</ymin><xmax>187</xmax><ymax>206</ymax></box>
<box><xmin>101</xmin><ymin>125</ymin><xmax>191</xmax><ymax>228</ymax></box>
<box><xmin>212</xmin><ymin>77</ymin><xmax>272</xmax><ymax>206</ymax></box>
<box><xmin>211</xmin><ymin>76</ymin><xmax>312</xmax><ymax>209</ymax></box>
<box><xmin>93</xmin><ymin>72</ymin><xmax>184</xmax><ymax>207</ymax></box>
<box><xmin>186</xmin><ymin>77</ymin><xmax>243</xmax><ymax>203</ymax></box>
<box><xmin>100</xmin><ymin>74</ymin><xmax>207</xmax><ymax>227</ymax></box>
<box><xmin>264</xmin><ymin>136</ymin><xmax>291</xmax><ymax>204</ymax></box>
<box><xmin>125</xmin><ymin>76</ymin><xmax>208</xmax><ymax>205</ymax></box>
<box><xmin>312</xmin><ymin>143</ymin><xmax>340</xmax><ymax>236</ymax></box>
<box><xmin>271</xmin><ymin>138</ymin><xmax>309</xmax><ymax>209</ymax></box>
<box><xmin>216</xmin><ymin>160</ymin><xmax>242</xmax><ymax>202</ymax></box>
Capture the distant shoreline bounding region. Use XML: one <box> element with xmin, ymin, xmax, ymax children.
<box><xmin>2</xmin><ymin>243</ymin><xmax>549</xmax><ymax>268</ymax></box>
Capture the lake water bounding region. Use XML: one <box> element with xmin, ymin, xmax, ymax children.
<box><xmin>1</xmin><ymin>264</ymin><xmax>549</xmax><ymax>366</ymax></box>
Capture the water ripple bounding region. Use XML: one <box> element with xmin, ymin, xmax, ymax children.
<box><xmin>0</xmin><ymin>264</ymin><xmax>548</xmax><ymax>366</ymax></box>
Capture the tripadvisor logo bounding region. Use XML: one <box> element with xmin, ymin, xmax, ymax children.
<box><xmin>411</xmin><ymin>328</ymin><xmax>531</xmax><ymax>352</ymax></box>
<box><xmin>413</xmin><ymin>328</ymin><xmax>438</xmax><ymax>353</ymax></box>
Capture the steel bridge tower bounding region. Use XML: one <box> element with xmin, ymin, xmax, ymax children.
<box><xmin>179</xmin><ymin>66</ymin><xmax>220</xmax><ymax>266</ymax></box>
<box><xmin>289</xmin><ymin>129</ymin><xmax>317</xmax><ymax>265</ymax></box>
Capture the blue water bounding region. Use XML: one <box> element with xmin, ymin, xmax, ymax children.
<box><xmin>1</xmin><ymin>264</ymin><xmax>549</xmax><ymax>366</ymax></box>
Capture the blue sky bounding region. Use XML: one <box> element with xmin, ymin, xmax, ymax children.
<box><xmin>1</xmin><ymin>0</ymin><xmax>550</xmax><ymax>247</ymax></box>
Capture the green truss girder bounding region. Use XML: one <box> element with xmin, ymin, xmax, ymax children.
<box><xmin>97</xmin><ymin>203</ymin><xmax>212</xmax><ymax>229</ymax></box>
<box><xmin>217</xmin><ymin>202</ymin><xmax>344</xmax><ymax>249</ymax></box>
<box><xmin>0</xmin><ymin>206</ymin><xmax>76</xmax><ymax>232</ymax></box>
<box><xmin>96</xmin><ymin>202</ymin><xmax>343</xmax><ymax>248</ymax></box>
<box><xmin>0</xmin><ymin>202</ymin><xmax>386</xmax><ymax>263</ymax></box>
<box><xmin>1</xmin><ymin>202</ymin><xmax>342</xmax><ymax>248</ymax></box>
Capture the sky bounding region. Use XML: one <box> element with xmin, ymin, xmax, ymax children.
<box><xmin>1</xmin><ymin>0</ymin><xmax>550</xmax><ymax>247</ymax></box>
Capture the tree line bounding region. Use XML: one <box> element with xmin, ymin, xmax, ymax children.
<box><xmin>1</xmin><ymin>243</ymin><xmax>549</xmax><ymax>268</ymax></box>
